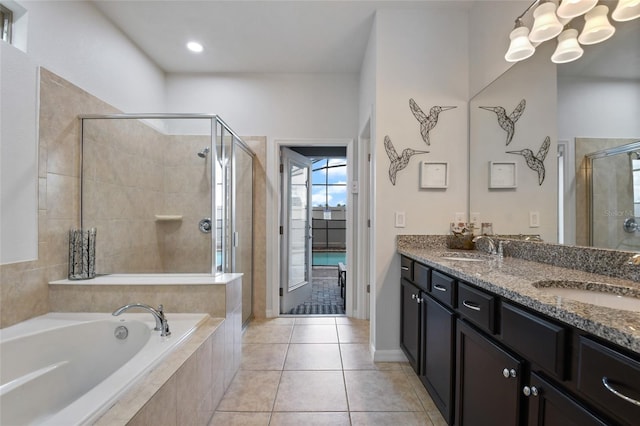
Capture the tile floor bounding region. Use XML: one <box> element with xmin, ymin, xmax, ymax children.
<box><xmin>210</xmin><ymin>317</ymin><xmax>447</xmax><ymax>426</ymax></box>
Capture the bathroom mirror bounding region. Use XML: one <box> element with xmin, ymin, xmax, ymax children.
<box><xmin>81</xmin><ymin>115</ymin><xmax>215</xmax><ymax>274</ymax></box>
<box><xmin>469</xmin><ymin>18</ymin><xmax>640</xmax><ymax>249</ymax></box>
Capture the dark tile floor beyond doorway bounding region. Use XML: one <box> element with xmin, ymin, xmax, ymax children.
<box><xmin>287</xmin><ymin>266</ymin><xmax>345</xmax><ymax>315</ymax></box>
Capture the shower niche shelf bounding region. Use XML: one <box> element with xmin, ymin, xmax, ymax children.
<box><xmin>154</xmin><ymin>215</ymin><xmax>183</xmax><ymax>222</ymax></box>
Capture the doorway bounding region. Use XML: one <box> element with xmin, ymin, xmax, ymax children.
<box><xmin>272</xmin><ymin>141</ymin><xmax>354</xmax><ymax>316</ymax></box>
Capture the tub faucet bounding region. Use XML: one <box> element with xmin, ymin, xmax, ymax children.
<box><xmin>112</xmin><ymin>303</ymin><xmax>171</xmax><ymax>337</ymax></box>
<box><xmin>472</xmin><ymin>235</ymin><xmax>497</xmax><ymax>255</ymax></box>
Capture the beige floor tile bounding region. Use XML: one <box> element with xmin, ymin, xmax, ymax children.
<box><xmin>240</xmin><ymin>344</ymin><xmax>289</xmax><ymax>370</ymax></box>
<box><xmin>269</xmin><ymin>412</ymin><xmax>350</xmax><ymax>426</ymax></box>
<box><xmin>216</xmin><ymin>370</ymin><xmax>281</xmax><ymax>412</ymax></box>
<box><xmin>274</xmin><ymin>371</ymin><xmax>348</xmax><ymax>412</ymax></box>
<box><xmin>350</xmin><ymin>411</ymin><xmax>433</xmax><ymax>426</ymax></box>
<box><xmin>427</xmin><ymin>410</ymin><xmax>449</xmax><ymax>426</ymax></box>
<box><xmin>284</xmin><ymin>344</ymin><xmax>342</xmax><ymax>370</ymax></box>
<box><xmin>290</xmin><ymin>324</ymin><xmax>338</xmax><ymax>343</ymax></box>
<box><xmin>344</xmin><ymin>370</ymin><xmax>423</xmax><ymax>412</ymax></box>
<box><xmin>242</xmin><ymin>325</ymin><xmax>292</xmax><ymax>344</ymax></box>
<box><xmin>340</xmin><ymin>343</ymin><xmax>408</xmax><ymax>371</ymax></box>
<box><xmin>294</xmin><ymin>316</ymin><xmax>337</xmax><ymax>325</ymax></box>
<box><xmin>209</xmin><ymin>411</ymin><xmax>271</xmax><ymax>426</ymax></box>
<box><xmin>405</xmin><ymin>370</ymin><xmax>440</xmax><ymax>413</ymax></box>
<box><xmin>335</xmin><ymin>317</ymin><xmax>369</xmax><ymax>326</ymax></box>
<box><xmin>337</xmin><ymin>324</ymin><xmax>370</xmax><ymax>343</ymax></box>
<box><xmin>251</xmin><ymin>318</ymin><xmax>295</xmax><ymax>326</ymax></box>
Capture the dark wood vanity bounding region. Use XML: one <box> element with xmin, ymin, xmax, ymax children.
<box><xmin>400</xmin><ymin>254</ymin><xmax>640</xmax><ymax>426</ymax></box>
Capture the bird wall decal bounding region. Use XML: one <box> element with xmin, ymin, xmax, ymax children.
<box><xmin>384</xmin><ymin>135</ymin><xmax>428</xmax><ymax>186</ymax></box>
<box><xmin>479</xmin><ymin>99</ymin><xmax>526</xmax><ymax>146</ymax></box>
<box><xmin>409</xmin><ymin>99</ymin><xmax>456</xmax><ymax>146</ymax></box>
<box><xmin>507</xmin><ymin>136</ymin><xmax>550</xmax><ymax>185</ymax></box>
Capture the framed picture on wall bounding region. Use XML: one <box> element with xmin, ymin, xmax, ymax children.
<box><xmin>489</xmin><ymin>161</ymin><xmax>517</xmax><ymax>189</ymax></box>
<box><xmin>420</xmin><ymin>161</ymin><xmax>448</xmax><ymax>189</ymax></box>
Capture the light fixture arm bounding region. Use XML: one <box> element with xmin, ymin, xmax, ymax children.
<box><xmin>515</xmin><ymin>0</ymin><xmax>541</xmax><ymax>23</ymax></box>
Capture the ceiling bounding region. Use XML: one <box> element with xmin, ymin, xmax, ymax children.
<box><xmin>92</xmin><ymin>0</ymin><xmax>473</xmax><ymax>74</ymax></box>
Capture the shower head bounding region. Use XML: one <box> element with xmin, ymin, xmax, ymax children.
<box><xmin>197</xmin><ymin>147</ymin><xmax>210</xmax><ymax>158</ymax></box>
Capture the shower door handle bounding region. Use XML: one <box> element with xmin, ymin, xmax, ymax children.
<box><xmin>199</xmin><ymin>218</ymin><xmax>212</xmax><ymax>234</ymax></box>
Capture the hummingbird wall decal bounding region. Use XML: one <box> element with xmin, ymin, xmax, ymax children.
<box><xmin>507</xmin><ymin>136</ymin><xmax>550</xmax><ymax>185</ymax></box>
<box><xmin>409</xmin><ymin>99</ymin><xmax>456</xmax><ymax>146</ymax></box>
<box><xmin>384</xmin><ymin>135</ymin><xmax>428</xmax><ymax>186</ymax></box>
<box><xmin>479</xmin><ymin>99</ymin><xmax>526</xmax><ymax>146</ymax></box>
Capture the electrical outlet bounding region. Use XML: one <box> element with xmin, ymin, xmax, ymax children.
<box><xmin>454</xmin><ymin>212</ymin><xmax>465</xmax><ymax>224</ymax></box>
<box><xmin>395</xmin><ymin>211</ymin><xmax>406</xmax><ymax>228</ymax></box>
<box><xmin>530</xmin><ymin>211</ymin><xmax>540</xmax><ymax>228</ymax></box>
<box><xmin>470</xmin><ymin>212</ymin><xmax>480</xmax><ymax>228</ymax></box>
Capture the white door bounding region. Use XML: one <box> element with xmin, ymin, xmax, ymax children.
<box><xmin>280</xmin><ymin>147</ymin><xmax>313</xmax><ymax>314</ymax></box>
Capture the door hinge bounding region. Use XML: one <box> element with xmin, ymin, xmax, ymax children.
<box><xmin>367</xmin><ymin>284</ymin><xmax>371</xmax><ymax>293</ymax></box>
<box><xmin>280</xmin><ymin>163</ymin><xmax>284</xmax><ymax>173</ymax></box>
<box><xmin>367</xmin><ymin>219</ymin><xmax>371</xmax><ymax>228</ymax></box>
<box><xmin>279</xmin><ymin>225</ymin><xmax>284</xmax><ymax>235</ymax></box>
<box><xmin>368</xmin><ymin>153</ymin><xmax>371</xmax><ymax>162</ymax></box>
<box><xmin>279</xmin><ymin>287</ymin><xmax>284</xmax><ymax>297</ymax></box>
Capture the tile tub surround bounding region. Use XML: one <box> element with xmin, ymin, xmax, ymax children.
<box><xmin>397</xmin><ymin>235</ymin><xmax>640</xmax><ymax>353</ymax></box>
<box><xmin>94</xmin><ymin>316</ymin><xmax>227</xmax><ymax>426</ymax></box>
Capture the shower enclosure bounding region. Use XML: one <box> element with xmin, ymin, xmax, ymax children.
<box><xmin>585</xmin><ymin>140</ymin><xmax>640</xmax><ymax>251</ymax></box>
<box><xmin>79</xmin><ymin>114</ymin><xmax>254</xmax><ymax>323</ymax></box>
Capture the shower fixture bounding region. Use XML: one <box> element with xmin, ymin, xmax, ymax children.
<box><xmin>197</xmin><ymin>147</ymin><xmax>210</xmax><ymax>158</ymax></box>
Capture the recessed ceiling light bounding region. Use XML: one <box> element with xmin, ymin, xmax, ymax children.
<box><xmin>186</xmin><ymin>41</ymin><xmax>203</xmax><ymax>53</ymax></box>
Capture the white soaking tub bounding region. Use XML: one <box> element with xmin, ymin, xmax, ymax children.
<box><xmin>0</xmin><ymin>312</ymin><xmax>208</xmax><ymax>425</ymax></box>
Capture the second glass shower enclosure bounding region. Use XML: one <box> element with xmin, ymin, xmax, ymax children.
<box><xmin>79</xmin><ymin>114</ymin><xmax>254</xmax><ymax>324</ymax></box>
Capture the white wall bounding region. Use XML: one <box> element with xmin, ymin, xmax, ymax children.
<box><xmin>21</xmin><ymin>0</ymin><xmax>165</xmax><ymax>113</ymax></box>
<box><xmin>165</xmin><ymin>73</ymin><xmax>359</xmax><ymax>139</ymax></box>
<box><xmin>372</xmin><ymin>7</ymin><xmax>469</xmax><ymax>357</ymax></box>
<box><xmin>558</xmin><ymin>77</ymin><xmax>640</xmax><ymax>140</ymax></box>
<box><xmin>0</xmin><ymin>1</ymin><xmax>165</xmax><ymax>264</ymax></box>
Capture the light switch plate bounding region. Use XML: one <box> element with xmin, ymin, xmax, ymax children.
<box><xmin>395</xmin><ymin>211</ymin><xmax>406</xmax><ymax>228</ymax></box>
<box><xmin>530</xmin><ymin>211</ymin><xmax>540</xmax><ymax>228</ymax></box>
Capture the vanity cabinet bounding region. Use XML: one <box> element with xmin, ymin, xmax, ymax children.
<box><xmin>456</xmin><ymin>319</ymin><xmax>523</xmax><ymax>425</ymax></box>
<box><xmin>399</xmin><ymin>255</ymin><xmax>626</xmax><ymax>425</ymax></box>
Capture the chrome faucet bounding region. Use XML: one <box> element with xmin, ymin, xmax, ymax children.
<box><xmin>112</xmin><ymin>303</ymin><xmax>171</xmax><ymax>336</ymax></box>
<box><xmin>473</xmin><ymin>235</ymin><xmax>497</xmax><ymax>255</ymax></box>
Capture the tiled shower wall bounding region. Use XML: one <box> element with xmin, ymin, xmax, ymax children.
<box><xmin>0</xmin><ymin>68</ymin><xmax>265</xmax><ymax>327</ymax></box>
<box><xmin>83</xmin><ymin>119</ymin><xmax>212</xmax><ymax>274</ymax></box>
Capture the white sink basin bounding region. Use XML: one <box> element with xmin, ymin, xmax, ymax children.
<box><xmin>533</xmin><ymin>281</ymin><xmax>640</xmax><ymax>312</ymax></box>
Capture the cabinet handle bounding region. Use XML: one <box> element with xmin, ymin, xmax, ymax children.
<box><xmin>462</xmin><ymin>300</ymin><xmax>481</xmax><ymax>311</ymax></box>
<box><xmin>433</xmin><ymin>284</ymin><xmax>447</xmax><ymax>292</ymax></box>
<box><xmin>502</xmin><ymin>368</ymin><xmax>517</xmax><ymax>378</ymax></box>
<box><xmin>602</xmin><ymin>377</ymin><xmax>640</xmax><ymax>407</ymax></box>
<box><xmin>523</xmin><ymin>386</ymin><xmax>539</xmax><ymax>397</ymax></box>
<box><xmin>401</xmin><ymin>266</ymin><xmax>410</xmax><ymax>271</ymax></box>
<box><xmin>411</xmin><ymin>294</ymin><xmax>417</xmax><ymax>299</ymax></box>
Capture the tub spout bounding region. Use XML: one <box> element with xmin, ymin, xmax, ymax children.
<box><xmin>112</xmin><ymin>303</ymin><xmax>171</xmax><ymax>337</ymax></box>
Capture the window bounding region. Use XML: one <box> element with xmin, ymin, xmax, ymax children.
<box><xmin>1</xmin><ymin>4</ymin><xmax>12</xmax><ymax>44</ymax></box>
<box><xmin>311</xmin><ymin>158</ymin><xmax>347</xmax><ymax>207</ymax></box>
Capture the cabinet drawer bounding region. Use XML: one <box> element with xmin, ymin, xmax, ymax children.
<box><xmin>430</xmin><ymin>270</ymin><xmax>456</xmax><ymax>308</ymax></box>
<box><xmin>501</xmin><ymin>303</ymin><xmax>566</xmax><ymax>379</ymax></box>
<box><xmin>577</xmin><ymin>337</ymin><xmax>640</xmax><ymax>426</ymax></box>
<box><xmin>413</xmin><ymin>262</ymin><xmax>430</xmax><ymax>292</ymax></box>
<box><xmin>457</xmin><ymin>282</ymin><xmax>496</xmax><ymax>334</ymax></box>
<box><xmin>401</xmin><ymin>256</ymin><xmax>413</xmax><ymax>281</ymax></box>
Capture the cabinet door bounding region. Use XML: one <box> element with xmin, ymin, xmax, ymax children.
<box><xmin>526</xmin><ymin>372</ymin><xmax>608</xmax><ymax>426</ymax></box>
<box><xmin>400</xmin><ymin>278</ymin><xmax>421</xmax><ymax>372</ymax></box>
<box><xmin>422</xmin><ymin>296</ymin><xmax>455</xmax><ymax>425</ymax></box>
<box><xmin>456</xmin><ymin>320</ymin><xmax>523</xmax><ymax>426</ymax></box>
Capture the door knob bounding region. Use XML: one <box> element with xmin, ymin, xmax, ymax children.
<box><xmin>199</xmin><ymin>218</ymin><xmax>212</xmax><ymax>233</ymax></box>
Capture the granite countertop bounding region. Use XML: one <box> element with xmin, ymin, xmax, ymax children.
<box><xmin>398</xmin><ymin>239</ymin><xmax>640</xmax><ymax>355</ymax></box>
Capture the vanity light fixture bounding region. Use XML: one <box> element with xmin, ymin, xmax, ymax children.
<box><xmin>578</xmin><ymin>5</ymin><xmax>616</xmax><ymax>44</ymax></box>
<box><xmin>505</xmin><ymin>19</ymin><xmax>536</xmax><ymax>62</ymax></box>
<box><xmin>551</xmin><ymin>27</ymin><xmax>584</xmax><ymax>63</ymax></box>
<box><xmin>504</xmin><ymin>0</ymin><xmax>638</xmax><ymax>64</ymax></box>
<box><xmin>529</xmin><ymin>0</ymin><xmax>564</xmax><ymax>42</ymax></box>
<box><xmin>186</xmin><ymin>41</ymin><xmax>204</xmax><ymax>53</ymax></box>
<box><xmin>612</xmin><ymin>0</ymin><xmax>640</xmax><ymax>21</ymax></box>
<box><xmin>556</xmin><ymin>0</ymin><xmax>597</xmax><ymax>19</ymax></box>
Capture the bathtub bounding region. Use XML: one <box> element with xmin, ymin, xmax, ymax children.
<box><xmin>0</xmin><ymin>312</ymin><xmax>208</xmax><ymax>425</ymax></box>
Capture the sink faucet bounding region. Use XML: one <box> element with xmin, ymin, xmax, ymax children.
<box><xmin>112</xmin><ymin>303</ymin><xmax>171</xmax><ymax>336</ymax></box>
<box><xmin>473</xmin><ymin>235</ymin><xmax>497</xmax><ymax>255</ymax></box>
